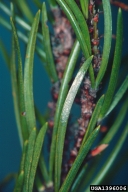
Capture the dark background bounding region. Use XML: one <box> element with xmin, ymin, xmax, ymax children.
<box><xmin>0</xmin><ymin>0</ymin><xmax>128</xmax><ymax>191</ymax></box>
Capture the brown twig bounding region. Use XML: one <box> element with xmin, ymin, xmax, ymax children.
<box><xmin>110</xmin><ymin>0</ymin><xmax>128</xmax><ymax>11</ymax></box>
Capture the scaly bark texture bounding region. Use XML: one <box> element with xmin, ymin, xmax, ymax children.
<box><xmin>48</xmin><ymin>8</ymin><xmax>74</xmax><ymax>133</ymax></box>
<box><xmin>47</xmin><ymin>1</ymin><xmax>104</xmax><ymax>184</ymax></box>
<box><xmin>62</xmin><ymin>0</ymin><xmax>102</xmax><ymax>179</ymax></box>
<box><xmin>51</xmin><ymin>8</ymin><xmax>74</xmax><ymax>79</ymax></box>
